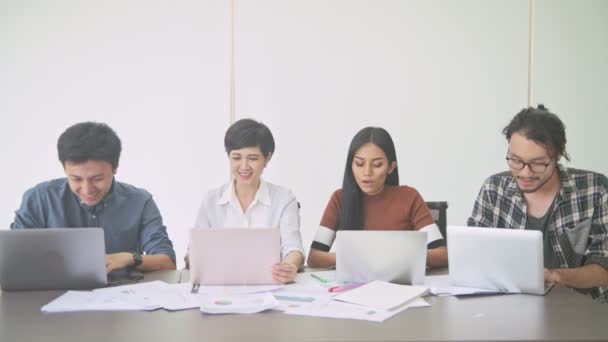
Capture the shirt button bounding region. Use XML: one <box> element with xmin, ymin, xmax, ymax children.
<box><xmin>92</xmin><ymin>215</ymin><xmax>96</xmax><ymax>220</ymax></box>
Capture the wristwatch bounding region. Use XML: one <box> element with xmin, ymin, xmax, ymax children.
<box><xmin>131</xmin><ymin>251</ymin><xmax>143</xmax><ymax>268</ymax></box>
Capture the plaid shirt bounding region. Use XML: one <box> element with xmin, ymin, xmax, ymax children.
<box><xmin>468</xmin><ymin>164</ymin><xmax>608</xmax><ymax>303</ymax></box>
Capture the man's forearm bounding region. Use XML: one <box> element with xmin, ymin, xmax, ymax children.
<box><xmin>140</xmin><ymin>254</ymin><xmax>176</xmax><ymax>272</ymax></box>
<box><xmin>546</xmin><ymin>264</ymin><xmax>608</xmax><ymax>288</ymax></box>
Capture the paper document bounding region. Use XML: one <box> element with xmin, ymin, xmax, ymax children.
<box><xmin>272</xmin><ymin>289</ymin><xmax>332</xmax><ymax>311</ymax></box>
<box><xmin>333</xmin><ymin>280</ymin><xmax>428</xmax><ymax>311</ymax></box>
<box><xmin>424</xmin><ymin>275</ymin><xmax>505</xmax><ymax>296</ymax></box>
<box><xmin>200</xmin><ymin>292</ymin><xmax>278</xmax><ymax>314</ymax></box>
<box><xmin>41</xmin><ymin>291</ymin><xmax>142</xmax><ymax>312</ymax></box>
<box><xmin>195</xmin><ymin>284</ymin><xmax>283</xmax><ymax>295</ymax></box>
<box><xmin>42</xmin><ymin>281</ymin><xmax>200</xmax><ymax>313</ymax></box>
<box><xmin>285</xmin><ymin>297</ymin><xmax>429</xmax><ymax>322</ymax></box>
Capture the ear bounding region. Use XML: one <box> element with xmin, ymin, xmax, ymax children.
<box><xmin>388</xmin><ymin>161</ymin><xmax>397</xmax><ymax>174</ymax></box>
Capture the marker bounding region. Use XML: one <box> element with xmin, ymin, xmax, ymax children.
<box><xmin>274</xmin><ymin>295</ymin><xmax>315</xmax><ymax>303</ymax></box>
<box><xmin>328</xmin><ymin>282</ymin><xmax>364</xmax><ymax>293</ymax></box>
<box><xmin>310</xmin><ymin>273</ymin><xmax>328</xmax><ymax>283</ymax></box>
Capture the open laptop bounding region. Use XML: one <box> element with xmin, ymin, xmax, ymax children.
<box><xmin>0</xmin><ymin>228</ymin><xmax>108</xmax><ymax>290</ymax></box>
<box><xmin>448</xmin><ymin>225</ymin><xmax>553</xmax><ymax>295</ymax></box>
<box><xmin>335</xmin><ymin>230</ymin><xmax>428</xmax><ymax>285</ymax></box>
<box><xmin>189</xmin><ymin>228</ymin><xmax>281</xmax><ymax>285</ymax></box>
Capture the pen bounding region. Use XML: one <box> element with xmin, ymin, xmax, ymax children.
<box><xmin>310</xmin><ymin>273</ymin><xmax>328</xmax><ymax>283</ymax></box>
<box><xmin>328</xmin><ymin>282</ymin><xmax>363</xmax><ymax>293</ymax></box>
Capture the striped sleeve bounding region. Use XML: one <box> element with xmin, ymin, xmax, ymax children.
<box><xmin>410</xmin><ymin>189</ymin><xmax>445</xmax><ymax>248</ymax></box>
<box><xmin>310</xmin><ymin>190</ymin><xmax>341</xmax><ymax>252</ymax></box>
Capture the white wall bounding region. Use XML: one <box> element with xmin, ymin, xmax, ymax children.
<box><xmin>0</xmin><ymin>0</ymin><xmax>232</xmax><ymax>266</ymax></box>
<box><xmin>0</xmin><ymin>0</ymin><xmax>606</xmax><ymax>267</ymax></box>
<box><xmin>532</xmin><ymin>0</ymin><xmax>608</xmax><ymax>175</ymax></box>
<box><xmin>234</xmin><ymin>0</ymin><xmax>529</xmax><ymax>250</ymax></box>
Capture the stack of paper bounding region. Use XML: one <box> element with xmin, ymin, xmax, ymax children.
<box><xmin>333</xmin><ymin>280</ymin><xmax>429</xmax><ymax>310</ymax></box>
<box><xmin>41</xmin><ymin>281</ymin><xmax>201</xmax><ymax>312</ymax></box>
<box><xmin>424</xmin><ymin>275</ymin><xmax>502</xmax><ymax>296</ymax></box>
<box><xmin>284</xmin><ymin>294</ymin><xmax>429</xmax><ymax>322</ymax></box>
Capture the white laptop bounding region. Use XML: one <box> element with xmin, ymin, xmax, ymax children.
<box><xmin>0</xmin><ymin>228</ymin><xmax>107</xmax><ymax>290</ymax></box>
<box><xmin>448</xmin><ymin>225</ymin><xmax>552</xmax><ymax>295</ymax></box>
<box><xmin>189</xmin><ymin>228</ymin><xmax>281</xmax><ymax>285</ymax></box>
<box><xmin>336</xmin><ymin>230</ymin><xmax>428</xmax><ymax>285</ymax></box>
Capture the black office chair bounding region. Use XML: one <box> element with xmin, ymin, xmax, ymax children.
<box><xmin>425</xmin><ymin>201</ymin><xmax>448</xmax><ymax>244</ymax></box>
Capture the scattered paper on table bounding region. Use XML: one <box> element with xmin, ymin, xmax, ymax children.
<box><xmin>200</xmin><ymin>292</ymin><xmax>278</xmax><ymax>314</ymax></box>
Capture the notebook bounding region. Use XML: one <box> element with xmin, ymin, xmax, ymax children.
<box><xmin>335</xmin><ymin>230</ymin><xmax>427</xmax><ymax>285</ymax></box>
<box><xmin>448</xmin><ymin>225</ymin><xmax>553</xmax><ymax>295</ymax></box>
<box><xmin>0</xmin><ymin>228</ymin><xmax>107</xmax><ymax>290</ymax></box>
<box><xmin>189</xmin><ymin>228</ymin><xmax>281</xmax><ymax>285</ymax></box>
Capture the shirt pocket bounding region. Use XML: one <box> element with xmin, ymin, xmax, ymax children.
<box><xmin>561</xmin><ymin>218</ymin><xmax>592</xmax><ymax>256</ymax></box>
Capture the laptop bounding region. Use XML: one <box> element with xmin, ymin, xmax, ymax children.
<box><xmin>0</xmin><ymin>228</ymin><xmax>108</xmax><ymax>290</ymax></box>
<box><xmin>335</xmin><ymin>230</ymin><xmax>428</xmax><ymax>285</ymax></box>
<box><xmin>448</xmin><ymin>225</ymin><xmax>553</xmax><ymax>295</ymax></box>
<box><xmin>189</xmin><ymin>228</ymin><xmax>281</xmax><ymax>285</ymax></box>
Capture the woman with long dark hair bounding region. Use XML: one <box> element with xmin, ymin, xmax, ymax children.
<box><xmin>307</xmin><ymin>127</ymin><xmax>447</xmax><ymax>268</ymax></box>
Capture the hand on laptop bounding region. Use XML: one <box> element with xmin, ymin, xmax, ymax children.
<box><xmin>272</xmin><ymin>262</ymin><xmax>298</xmax><ymax>284</ymax></box>
<box><xmin>544</xmin><ymin>268</ymin><xmax>562</xmax><ymax>284</ymax></box>
<box><xmin>105</xmin><ymin>252</ymin><xmax>136</xmax><ymax>273</ymax></box>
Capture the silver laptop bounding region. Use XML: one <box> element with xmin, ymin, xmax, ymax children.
<box><xmin>448</xmin><ymin>225</ymin><xmax>552</xmax><ymax>295</ymax></box>
<box><xmin>336</xmin><ymin>230</ymin><xmax>428</xmax><ymax>285</ymax></box>
<box><xmin>189</xmin><ymin>228</ymin><xmax>281</xmax><ymax>285</ymax></box>
<box><xmin>0</xmin><ymin>228</ymin><xmax>107</xmax><ymax>290</ymax></box>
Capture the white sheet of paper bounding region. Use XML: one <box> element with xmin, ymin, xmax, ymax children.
<box><xmin>271</xmin><ymin>289</ymin><xmax>332</xmax><ymax>311</ymax></box>
<box><xmin>92</xmin><ymin>281</ymin><xmax>169</xmax><ymax>310</ymax></box>
<box><xmin>333</xmin><ymin>280</ymin><xmax>428</xmax><ymax>311</ymax></box>
<box><xmin>200</xmin><ymin>292</ymin><xmax>279</xmax><ymax>314</ymax></box>
<box><xmin>42</xmin><ymin>281</ymin><xmax>201</xmax><ymax>313</ymax></box>
<box><xmin>152</xmin><ymin>283</ymin><xmax>200</xmax><ymax>311</ymax></box>
<box><xmin>41</xmin><ymin>291</ymin><xmax>143</xmax><ymax>312</ymax></box>
<box><xmin>285</xmin><ymin>297</ymin><xmax>429</xmax><ymax>322</ymax></box>
<box><xmin>424</xmin><ymin>275</ymin><xmax>507</xmax><ymax>296</ymax></box>
<box><xmin>195</xmin><ymin>284</ymin><xmax>284</xmax><ymax>295</ymax></box>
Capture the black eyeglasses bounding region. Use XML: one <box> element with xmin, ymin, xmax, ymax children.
<box><xmin>506</xmin><ymin>157</ymin><xmax>552</xmax><ymax>173</ymax></box>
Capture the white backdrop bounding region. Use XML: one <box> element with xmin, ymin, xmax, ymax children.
<box><xmin>1</xmin><ymin>0</ymin><xmax>606</xmax><ymax>267</ymax></box>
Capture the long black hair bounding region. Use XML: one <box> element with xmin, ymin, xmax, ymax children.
<box><xmin>338</xmin><ymin>127</ymin><xmax>399</xmax><ymax>230</ymax></box>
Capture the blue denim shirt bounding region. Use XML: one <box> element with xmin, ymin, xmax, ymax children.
<box><xmin>11</xmin><ymin>178</ymin><xmax>176</xmax><ymax>264</ymax></box>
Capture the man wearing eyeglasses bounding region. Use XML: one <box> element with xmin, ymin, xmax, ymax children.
<box><xmin>468</xmin><ymin>105</ymin><xmax>608</xmax><ymax>303</ymax></box>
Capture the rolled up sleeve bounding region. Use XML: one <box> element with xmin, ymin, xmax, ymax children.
<box><xmin>278</xmin><ymin>196</ymin><xmax>305</xmax><ymax>261</ymax></box>
<box><xmin>140</xmin><ymin>197</ymin><xmax>176</xmax><ymax>264</ymax></box>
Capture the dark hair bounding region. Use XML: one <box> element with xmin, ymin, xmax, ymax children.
<box><xmin>503</xmin><ymin>105</ymin><xmax>570</xmax><ymax>161</ymax></box>
<box><xmin>224</xmin><ymin>118</ymin><xmax>275</xmax><ymax>158</ymax></box>
<box><xmin>339</xmin><ymin>127</ymin><xmax>399</xmax><ymax>230</ymax></box>
<box><xmin>57</xmin><ymin>122</ymin><xmax>122</xmax><ymax>169</ymax></box>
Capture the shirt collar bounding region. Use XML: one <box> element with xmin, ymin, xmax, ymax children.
<box><xmin>557</xmin><ymin>163</ymin><xmax>577</xmax><ymax>195</ymax></box>
<box><xmin>71</xmin><ymin>178</ymin><xmax>117</xmax><ymax>212</ymax></box>
<box><xmin>217</xmin><ymin>178</ymin><xmax>272</xmax><ymax>207</ymax></box>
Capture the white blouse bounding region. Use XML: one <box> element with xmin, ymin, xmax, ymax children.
<box><xmin>194</xmin><ymin>179</ymin><xmax>305</xmax><ymax>260</ymax></box>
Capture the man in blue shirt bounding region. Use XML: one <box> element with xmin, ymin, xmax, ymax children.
<box><xmin>11</xmin><ymin>122</ymin><xmax>176</xmax><ymax>273</ymax></box>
